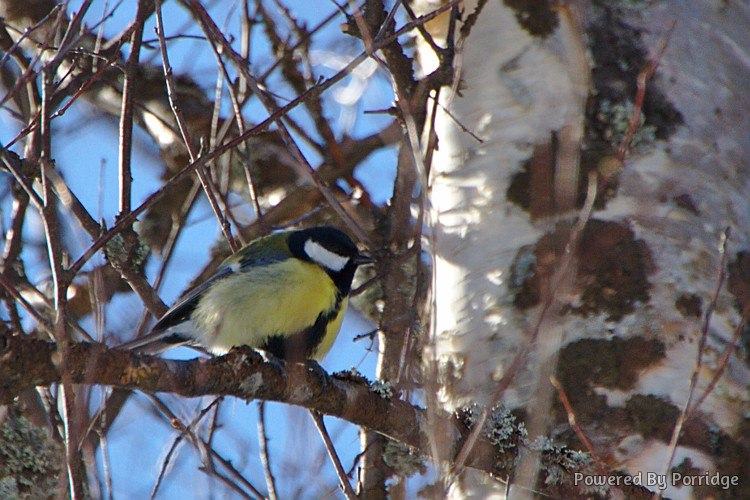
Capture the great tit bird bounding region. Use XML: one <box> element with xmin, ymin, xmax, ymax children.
<box><xmin>123</xmin><ymin>226</ymin><xmax>372</xmax><ymax>361</ymax></box>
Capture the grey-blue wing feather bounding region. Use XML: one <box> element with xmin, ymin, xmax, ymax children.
<box><xmin>151</xmin><ymin>266</ymin><xmax>234</xmax><ymax>333</ymax></box>
<box><xmin>118</xmin><ymin>233</ymin><xmax>291</xmax><ymax>354</ymax></box>
<box><xmin>116</xmin><ymin>267</ymin><xmax>234</xmax><ymax>353</ymax></box>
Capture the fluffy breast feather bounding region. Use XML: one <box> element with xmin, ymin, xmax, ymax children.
<box><xmin>190</xmin><ymin>259</ymin><xmax>339</xmax><ymax>354</ymax></box>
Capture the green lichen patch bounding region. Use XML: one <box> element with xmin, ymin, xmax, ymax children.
<box><xmin>382</xmin><ymin>437</ymin><xmax>426</xmax><ymax>478</ymax></box>
<box><xmin>104</xmin><ymin>230</ymin><xmax>149</xmax><ymax>272</ymax></box>
<box><xmin>456</xmin><ymin>403</ymin><xmax>527</xmax><ymax>467</ymax></box>
<box><xmin>531</xmin><ymin>437</ymin><xmax>606</xmax><ymax>496</ymax></box>
<box><xmin>579</xmin><ymin>5</ymin><xmax>683</xmax><ymax>205</ymax></box>
<box><xmin>0</xmin><ymin>412</ymin><xmax>62</xmax><ymax>499</ymax></box>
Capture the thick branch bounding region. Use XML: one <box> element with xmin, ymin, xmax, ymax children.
<box><xmin>0</xmin><ymin>333</ymin><xmax>655</xmax><ymax>499</ymax></box>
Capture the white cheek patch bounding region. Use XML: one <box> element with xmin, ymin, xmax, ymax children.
<box><xmin>304</xmin><ymin>240</ymin><xmax>349</xmax><ymax>272</ymax></box>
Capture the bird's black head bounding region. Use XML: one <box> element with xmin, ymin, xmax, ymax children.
<box><xmin>288</xmin><ymin>226</ymin><xmax>371</xmax><ymax>295</ymax></box>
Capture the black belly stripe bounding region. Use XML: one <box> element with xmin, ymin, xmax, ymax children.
<box><xmin>260</xmin><ymin>292</ymin><xmax>343</xmax><ymax>361</ymax></box>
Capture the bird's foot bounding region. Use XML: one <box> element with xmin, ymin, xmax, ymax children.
<box><xmin>303</xmin><ymin>359</ymin><xmax>328</xmax><ymax>392</ymax></box>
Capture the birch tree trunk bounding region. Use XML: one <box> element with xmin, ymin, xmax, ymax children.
<box><xmin>421</xmin><ymin>1</ymin><xmax>750</xmax><ymax>498</ymax></box>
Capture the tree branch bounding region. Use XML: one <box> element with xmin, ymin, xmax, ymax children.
<box><xmin>0</xmin><ymin>333</ymin><xmax>656</xmax><ymax>499</ymax></box>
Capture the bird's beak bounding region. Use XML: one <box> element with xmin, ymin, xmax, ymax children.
<box><xmin>353</xmin><ymin>253</ymin><xmax>373</xmax><ymax>266</ymax></box>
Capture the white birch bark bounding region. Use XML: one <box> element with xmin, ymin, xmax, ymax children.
<box><xmin>419</xmin><ymin>1</ymin><xmax>750</xmax><ymax>498</ymax></box>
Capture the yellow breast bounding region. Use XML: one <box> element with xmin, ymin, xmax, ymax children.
<box><xmin>190</xmin><ymin>258</ymin><xmax>345</xmax><ymax>359</ymax></box>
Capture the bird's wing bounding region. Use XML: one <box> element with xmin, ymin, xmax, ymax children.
<box><xmin>115</xmin><ymin>266</ymin><xmax>236</xmax><ymax>353</ymax></box>
<box><xmin>153</xmin><ymin>241</ymin><xmax>291</xmax><ymax>334</ymax></box>
<box><xmin>150</xmin><ymin>266</ymin><xmax>233</xmax><ymax>333</ymax></box>
<box><xmin>118</xmin><ymin>233</ymin><xmax>291</xmax><ymax>353</ymax></box>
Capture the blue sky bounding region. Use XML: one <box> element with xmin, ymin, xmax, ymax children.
<box><xmin>0</xmin><ymin>0</ymin><xmax>405</xmax><ymax>497</ymax></box>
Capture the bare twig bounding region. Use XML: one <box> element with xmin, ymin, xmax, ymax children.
<box><xmin>550</xmin><ymin>376</ymin><xmax>598</xmax><ymax>460</ymax></box>
<box><xmin>200</xmin><ymin>11</ymin><xmax>264</xmax><ymax>233</ymax></box>
<box><xmin>617</xmin><ymin>21</ymin><xmax>676</xmax><ymax>162</ymax></box>
<box><xmin>686</xmin><ymin>315</ymin><xmax>747</xmax><ymax>421</ymax></box>
<box><xmin>656</xmin><ymin>227</ymin><xmax>731</xmax><ymax>499</ymax></box>
<box><xmin>117</xmin><ymin>0</ymin><xmax>149</xmax><ymax>216</ymax></box>
<box><xmin>257</xmin><ymin>402</ymin><xmax>279</xmax><ymax>500</ymax></box>
<box><xmin>309</xmin><ymin>410</ymin><xmax>358</xmax><ymax>500</ymax></box>
<box><xmin>0</xmin><ymin>273</ymin><xmax>55</xmax><ymax>337</ymax></box>
<box><xmin>37</xmin><ymin>40</ymin><xmax>86</xmax><ymax>492</ymax></box>
<box><xmin>0</xmin><ymin>188</ymin><xmax>29</xmax><ymax>334</ymax></box>
<box><xmin>154</xmin><ymin>0</ymin><xmax>238</xmax><ymax>252</ymax></box>
<box><xmin>185</xmin><ymin>0</ymin><xmax>369</xmax><ymax>245</ymax></box>
<box><xmin>143</xmin><ymin>394</ymin><xmax>262</xmax><ymax>499</ymax></box>
<box><xmin>448</xmin><ymin>170</ymin><xmax>599</xmax><ymax>489</ymax></box>
<box><xmin>98</xmin><ymin>427</ymin><xmax>115</xmax><ymax>500</ymax></box>
<box><xmin>0</xmin><ymin>5</ymin><xmax>63</xmax><ymax>69</ymax></box>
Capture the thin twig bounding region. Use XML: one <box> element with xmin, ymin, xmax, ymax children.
<box><xmin>448</xmin><ymin>170</ymin><xmax>599</xmax><ymax>489</ymax></box>
<box><xmin>207</xmin><ymin>444</ymin><xmax>266</xmax><ymax>500</ymax></box>
<box><xmin>0</xmin><ymin>5</ymin><xmax>63</xmax><ymax>69</ymax></box>
<box><xmin>154</xmin><ymin>0</ymin><xmax>238</xmax><ymax>252</ymax></box>
<box><xmin>97</xmin><ymin>428</ymin><xmax>115</xmax><ymax>500</ymax></box>
<box><xmin>617</xmin><ymin>21</ymin><xmax>675</xmax><ymax>162</ymax></box>
<box><xmin>309</xmin><ymin>410</ymin><xmax>358</xmax><ymax>500</ymax></box>
<box><xmin>0</xmin><ymin>273</ymin><xmax>55</xmax><ymax>337</ymax></box>
<box><xmin>117</xmin><ymin>0</ymin><xmax>148</xmax><ymax>216</ymax></box>
<box><xmin>0</xmin><ymin>150</ymin><xmax>45</xmax><ymax>210</ymax></box>
<box><xmin>185</xmin><ymin>0</ymin><xmax>369</xmax><ymax>246</ymax></box>
<box><xmin>39</xmin><ymin>30</ymin><xmax>86</xmax><ymax>490</ymax></box>
<box><xmin>142</xmin><ymin>180</ymin><xmax>202</xmax><ymax>321</ymax></box>
<box><xmin>257</xmin><ymin>402</ymin><xmax>279</xmax><ymax>500</ymax></box>
<box><xmin>144</xmin><ymin>394</ymin><xmax>263</xmax><ymax>499</ymax></box>
<box><xmin>6</xmin><ymin>54</ymin><xmax>119</xmax><ymax>150</ymax></box>
<box><xmin>0</xmin><ymin>188</ymin><xmax>29</xmax><ymax>334</ymax></box>
<box><xmin>60</xmin><ymin>0</ymin><xmax>443</xmax><ymax>272</ymax></box>
<box><xmin>686</xmin><ymin>315</ymin><xmax>747</xmax><ymax>421</ymax></box>
<box><xmin>550</xmin><ymin>376</ymin><xmax>598</xmax><ymax>460</ymax></box>
<box><xmin>0</xmin><ymin>11</ymin><xmax>62</xmax><ymax>111</ymax></box>
<box><xmin>148</xmin><ymin>414</ymin><xmax>187</xmax><ymax>497</ymax></box>
<box><xmin>200</xmin><ymin>12</ymin><xmax>264</xmax><ymax>233</ymax></box>
<box><xmin>183</xmin><ymin>0</ymin><xmax>461</xmax><ymax>243</ymax></box>
<box><xmin>656</xmin><ymin>227</ymin><xmax>731</xmax><ymax>500</ymax></box>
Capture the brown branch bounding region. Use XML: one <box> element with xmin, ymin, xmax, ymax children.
<box><xmin>257</xmin><ymin>402</ymin><xmax>279</xmax><ymax>500</ymax></box>
<box><xmin>550</xmin><ymin>376</ymin><xmax>598</xmax><ymax>461</ymax></box>
<box><xmin>39</xmin><ymin>44</ymin><xmax>86</xmax><ymax>494</ymax></box>
<box><xmin>117</xmin><ymin>0</ymin><xmax>149</xmax><ymax>216</ymax></box>
<box><xmin>0</xmin><ymin>333</ymin><xmax>657</xmax><ymax>499</ymax></box>
<box><xmin>657</xmin><ymin>227</ymin><xmax>731</xmax><ymax>499</ymax></box>
<box><xmin>310</xmin><ymin>410</ymin><xmax>358</xmax><ymax>500</ymax></box>
<box><xmin>183</xmin><ymin>0</ymin><xmax>370</xmax><ymax>246</ymax></box>
<box><xmin>154</xmin><ymin>0</ymin><xmax>238</xmax><ymax>252</ymax></box>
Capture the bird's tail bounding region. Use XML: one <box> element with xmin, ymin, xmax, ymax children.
<box><xmin>116</xmin><ymin>328</ymin><xmax>192</xmax><ymax>355</ymax></box>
